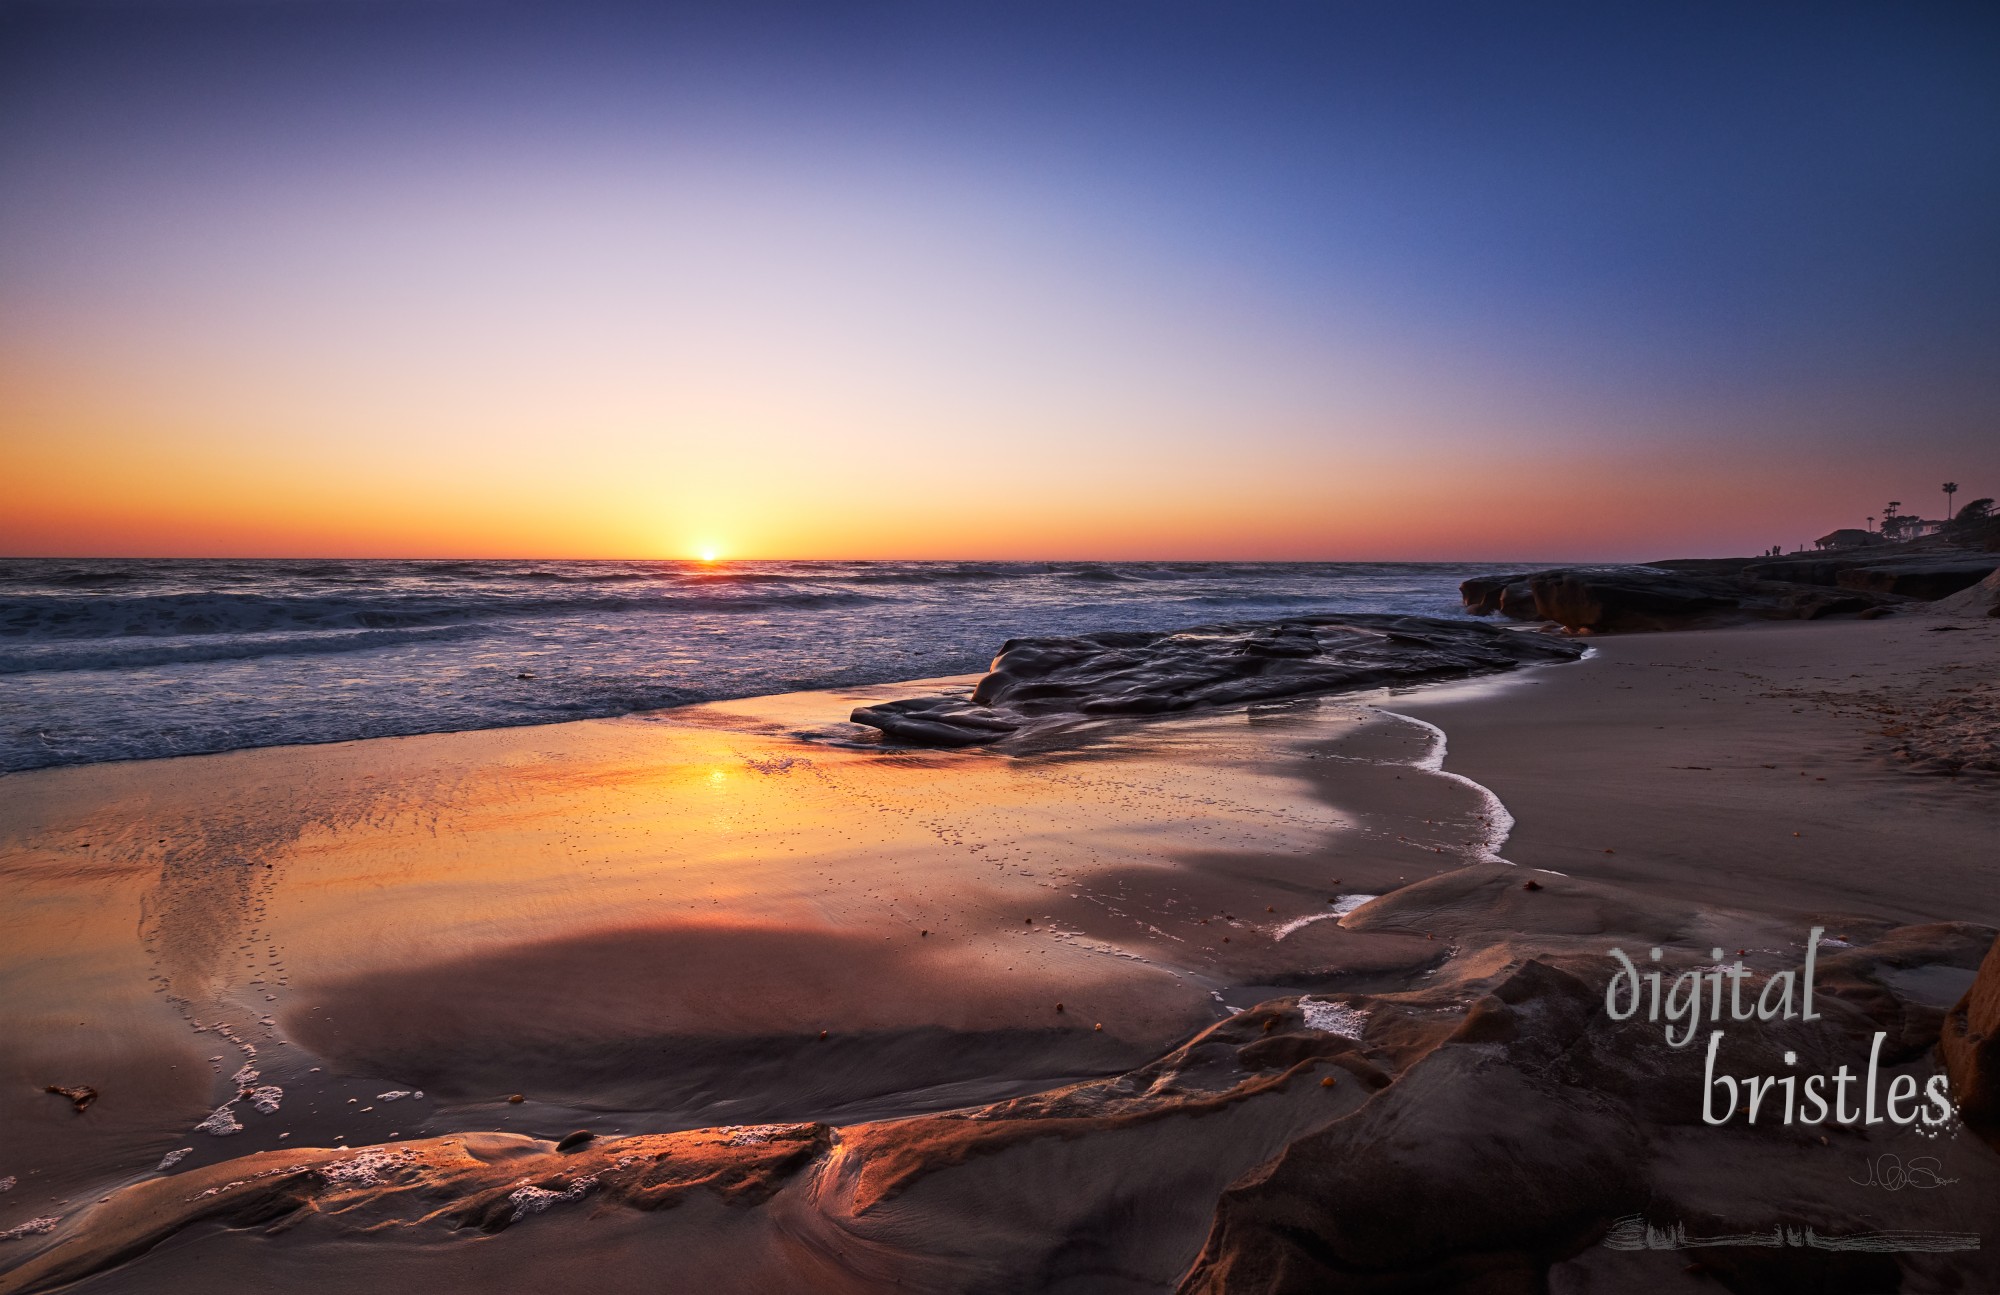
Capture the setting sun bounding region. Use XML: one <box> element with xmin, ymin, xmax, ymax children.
<box><xmin>696</xmin><ymin>547</ymin><xmax>722</xmax><ymax>563</ymax></box>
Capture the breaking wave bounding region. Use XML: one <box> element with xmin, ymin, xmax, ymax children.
<box><xmin>0</xmin><ymin>558</ymin><xmax>1523</xmax><ymax>772</ymax></box>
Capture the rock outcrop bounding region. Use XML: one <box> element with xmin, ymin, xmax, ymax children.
<box><xmin>1824</xmin><ymin>557</ymin><xmax>2000</xmax><ymax>600</ymax></box>
<box><xmin>1656</xmin><ymin>546</ymin><xmax>2000</xmax><ymax>596</ymax></box>
<box><xmin>1462</xmin><ymin>567</ymin><xmax>1899</xmax><ymax>633</ymax></box>
<box><xmin>1923</xmin><ymin>567</ymin><xmax>2000</xmax><ymax>618</ymax></box>
<box><xmin>1941</xmin><ymin>934</ymin><xmax>2000</xmax><ymax>1151</ymax></box>
<box><xmin>1179</xmin><ymin>915</ymin><xmax>2000</xmax><ymax>1295</ymax></box>
<box><xmin>1465</xmin><ymin>545</ymin><xmax>2000</xmax><ymax>633</ymax></box>
<box><xmin>850</xmin><ymin>616</ymin><xmax>1585</xmax><ymax>746</ymax></box>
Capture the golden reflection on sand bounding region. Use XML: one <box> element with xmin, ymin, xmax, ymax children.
<box><xmin>0</xmin><ymin>677</ymin><xmax>1503</xmax><ymax>1199</ymax></box>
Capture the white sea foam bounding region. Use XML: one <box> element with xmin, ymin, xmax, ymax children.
<box><xmin>319</xmin><ymin>1147</ymin><xmax>416</xmax><ymax>1188</ymax></box>
<box><xmin>1273</xmin><ymin>894</ymin><xmax>1380</xmax><ymax>939</ymax></box>
<box><xmin>157</xmin><ymin>1148</ymin><xmax>193</xmax><ymax>1171</ymax></box>
<box><xmin>1299</xmin><ymin>997</ymin><xmax>1370</xmax><ymax>1040</ymax></box>
<box><xmin>194</xmin><ymin>1104</ymin><xmax>243</xmax><ymax>1137</ymax></box>
<box><xmin>0</xmin><ymin>1217</ymin><xmax>59</xmax><ymax>1241</ymax></box>
<box><xmin>1379</xmin><ymin>711</ymin><xmax>1515</xmax><ymax>864</ymax></box>
<box><xmin>508</xmin><ymin>1174</ymin><xmax>598</xmax><ymax>1222</ymax></box>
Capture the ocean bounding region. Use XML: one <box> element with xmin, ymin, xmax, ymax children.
<box><xmin>0</xmin><ymin>558</ymin><xmax>1523</xmax><ymax>773</ymax></box>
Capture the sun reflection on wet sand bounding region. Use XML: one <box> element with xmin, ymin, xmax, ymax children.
<box><xmin>0</xmin><ymin>674</ymin><xmax>1517</xmax><ymax>1200</ymax></box>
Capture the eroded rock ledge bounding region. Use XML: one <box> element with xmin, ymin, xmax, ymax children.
<box><xmin>1463</xmin><ymin>549</ymin><xmax>1999</xmax><ymax>634</ymax></box>
<box><xmin>849</xmin><ymin>616</ymin><xmax>1585</xmax><ymax>747</ymax></box>
<box><xmin>1462</xmin><ymin>566</ymin><xmax>1905</xmax><ymax>633</ymax></box>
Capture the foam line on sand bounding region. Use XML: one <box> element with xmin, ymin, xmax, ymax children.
<box><xmin>1377</xmin><ymin>709</ymin><xmax>1516</xmax><ymax>865</ymax></box>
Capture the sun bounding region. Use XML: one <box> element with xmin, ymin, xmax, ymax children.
<box><xmin>695</xmin><ymin>546</ymin><xmax>722</xmax><ymax>563</ymax></box>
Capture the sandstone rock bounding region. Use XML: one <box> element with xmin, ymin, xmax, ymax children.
<box><xmin>1940</xmin><ymin>934</ymin><xmax>2000</xmax><ymax>1151</ymax></box>
<box><xmin>1923</xmin><ymin>567</ymin><xmax>2000</xmax><ymax>619</ymax></box>
<box><xmin>1833</xmin><ymin>557</ymin><xmax>2000</xmax><ymax>600</ymax></box>
<box><xmin>1461</xmin><ymin>567</ymin><xmax>1903</xmax><ymax>632</ymax></box>
<box><xmin>1179</xmin><ymin>961</ymin><xmax>1651</xmax><ymax>1294</ymax></box>
<box><xmin>1459</xmin><ymin>575</ymin><xmax>1528</xmax><ymax>617</ymax></box>
<box><xmin>1733</xmin><ymin>547</ymin><xmax>1998</xmax><ymax>595</ymax></box>
<box><xmin>1179</xmin><ymin>928</ymin><xmax>2000</xmax><ymax>1294</ymax></box>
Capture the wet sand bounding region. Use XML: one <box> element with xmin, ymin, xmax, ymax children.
<box><xmin>1</xmin><ymin>615</ymin><xmax>1995</xmax><ymax>1292</ymax></box>
<box><xmin>0</xmin><ymin>675</ymin><xmax>1486</xmax><ymax>1223</ymax></box>
<box><xmin>1393</xmin><ymin>617</ymin><xmax>2000</xmax><ymax>925</ymax></box>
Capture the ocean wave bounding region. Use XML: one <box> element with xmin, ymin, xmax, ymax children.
<box><xmin>0</xmin><ymin>589</ymin><xmax>884</xmax><ymax>640</ymax></box>
<box><xmin>838</xmin><ymin>565</ymin><xmax>1027</xmax><ymax>585</ymax></box>
<box><xmin>1057</xmin><ymin>567</ymin><xmax>1149</xmax><ymax>583</ymax></box>
<box><xmin>0</xmin><ymin>626</ymin><xmax>493</xmax><ymax>675</ymax></box>
<box><xmin>672</xmin><ymin>565</ymin><xmax>1029</xmax><ymax>587</ymax></box>
<box><xmin>0</xmin><ymin>566</ymin><xmax>168</xmax><ymax>588</ymax></box>
<box><xmin>0</xmin><ymin>558</ymin><xmax>1525</xmax><ymax>773</ymax></box>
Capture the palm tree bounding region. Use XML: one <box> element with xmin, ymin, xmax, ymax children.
<box><xmin>1943</xmin><ymin>482</ymin><xmax>1958</xmax><ymax>524</ymax></box>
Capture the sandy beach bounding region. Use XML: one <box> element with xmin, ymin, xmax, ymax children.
<box><xmin>9</xmin><ymin>2</ymin><xmax>1998</xmax><ymax>1286</ymax></box>
<box><xmin>1394</xmin><ymin>618</ymin><xmax>2000</xmax><ymax>925</ymax></box>
<box><xmin>1</xmin><ymin>611</ymin><xmax>1995</xmax><ymax>1292</ymax></box>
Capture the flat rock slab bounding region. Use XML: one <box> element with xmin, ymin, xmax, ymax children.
<box><xmin>850</xmin><ymin>616</ymin><xmax>1583</xmax><ymax>747</ymax></box>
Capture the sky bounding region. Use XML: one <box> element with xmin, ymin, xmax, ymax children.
<box><xmin>2</xmin><ymin>0</ymin><xmax>1997</xmax><ymax>561</ymax></box>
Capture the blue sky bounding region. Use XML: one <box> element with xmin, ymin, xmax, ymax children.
<box><xmin>3</xmin><ymin>1</ymin><xmax>1996</xmax><ymax>557</ymax></box>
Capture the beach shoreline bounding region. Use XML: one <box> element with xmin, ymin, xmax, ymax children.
<box><xmin>2</xmin><ymin>613</ymin><xmax>1995</xmax><ymax>1292</ymax></box>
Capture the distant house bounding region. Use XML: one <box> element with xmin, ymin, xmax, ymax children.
<box><xmin>1815</xmin><ymin>528</ymin><xmax>1883</xmax><ymax>550</ymax></box>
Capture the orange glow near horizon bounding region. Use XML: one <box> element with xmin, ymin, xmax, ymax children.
<box><xmin>0</xmin><ymin>354</ymin><xmax>1929</xmax><ymax>565</ymax></box>
<box><xmin>0</xmin><ymin>421</ymin><xmax>1900</xmax><ymax>565</ymax></box>
<box><xmin>0</xmin><ymin>174</ymin><xmax>1970</xmax><ymax>566</ymax></box>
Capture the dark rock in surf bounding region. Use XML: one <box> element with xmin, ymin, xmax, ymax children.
<box><xmin>849</xmin><ymin>616</ymin><xmax>1584</xmax><ymax>748</ymax></box>
<box><xmin>847</xmin><ymin>697</ymin><xmax>1024</xmax><ymax>747</ymax></box>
